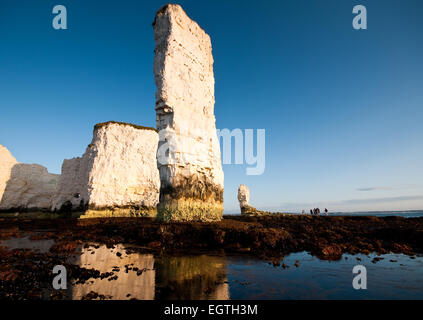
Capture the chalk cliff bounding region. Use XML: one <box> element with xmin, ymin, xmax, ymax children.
<box><xmin>0</xmin><ymin>145</ymin><xmax>59</xmax><ymax>211</ymax></box>
<box><xmin>153</xmin><ymin>4</ymin><xmax>224</xmax><ymax>221</ymax></box>
<box><xmin>52</xmin><ymin>122</ymin><xmax>160</xmax><ymax>216</ymax></box>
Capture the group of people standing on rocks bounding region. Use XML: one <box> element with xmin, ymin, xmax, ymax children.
<box><xmin>302</xmin><ymin>208</ymin><xmax>328</xmax><ymax>216</ymax></box>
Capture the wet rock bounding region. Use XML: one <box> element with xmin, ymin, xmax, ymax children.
<box><xmin>148</xmin><ymin>241</ymin><xmax>162</xmax><ymax>249</ymax></box>
<box><xmin>50</xmin><ymin>241</ymin><xmax>79</xmax><ymax>254</ymax></box>
<box><xmin>371</xmin><ymin>257</ymin><xmax>384</xmax><ymax>263</ymax></box>
<box><xmin>319</xmin><ymin>244</ymin><xmax>343</xmax><ymax>259</ymax></box>
<box><xmin>108</xmin><ymin>275</ymin><xmax>118</xmax><ymax>281</ymax></box>
<box><xmin>81</xmin><ymin>291</ymin><xmax>109</xmax><ymax>300</ymax></box>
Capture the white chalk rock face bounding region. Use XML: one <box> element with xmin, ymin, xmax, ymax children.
<box><xmin>0</xmin><ymin>145</ymin><xmax>18</xmax><ymax>200</ymax></box>
<box><xmin>52</xmin><ymin>122</ymin><xmax>160</xmax><ymax>213</ymax></box>
<box><xmin>0</xmin><ymin>145</ymin><xmax>59</xmax><ymax>211</ymax></box>
<box><xmin>237</xmin><ymin>184</ymin><xmax>250</xmax><ymax>209</ymax></box>
<box><xmin>153</xmin><ymin>4</ymin><xmax>224</xmax><ymax>221</ymax></box>
<box><xmin>51</xmin><ymin>155</ymin><xmax>91</xmax><ymax>211</ymax></box>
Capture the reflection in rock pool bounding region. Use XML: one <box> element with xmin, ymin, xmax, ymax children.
<box><xmin>67</xmin><ymin>244</ymin><xmax>229</xmax><ymax>300</ymax></box>
<box><xmin>1</xmin><ymin>238</ymin><xmax>422</xmax><ymax>300</ymax></box>
<box><xmin>155</xmin><ymin>255</ymin><xmax>229</xmax><ymax>300</ymax></box>
<box><xmin>69</xmin><ymin>244</ymin><xmax>156</xmax><ymax>300</ymax></box>
<box><xmin>66</xmin><ymin>244</ymin><xmax>422</xmax><ymax>300</ymax></box>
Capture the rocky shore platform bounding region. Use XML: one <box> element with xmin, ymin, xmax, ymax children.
<box><xmin>1</xmin><ymin>215</ymin><xmax>422</xmax><ymax>299</ymax></box>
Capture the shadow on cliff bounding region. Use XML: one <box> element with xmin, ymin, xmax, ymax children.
<box><xmin>0</xmin><ymin>163</ymin><xmax>58</xmax><ymax>213</ymax></box>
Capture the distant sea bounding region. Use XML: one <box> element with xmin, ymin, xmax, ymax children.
<box><xmin>225</xmin><ymin>210</ymin><xmax>423</xmax><ymax>218</ymax></box>
<box><xmin>299</xmin><ymin>210</ymin><xmax>423</xmax><ymax>218</ymax></box>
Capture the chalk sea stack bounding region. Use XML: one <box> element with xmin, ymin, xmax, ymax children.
<box><xmin>237</xmin><ymin>184</ymin><xmax>250</xmax><ymax>213</ymax></box>
<box><xmin>0</xmin><ymin>145</ymin><xmax>59</xmax><ymax>212</ymax></box>
<box><xmin>153</xmin><ymin>4</ymin><xmax>224</xmax><ymax>221</ymax></box>
<box><xmin>51</xmin><ymin>122</ymin><xmax>160</xmax><ymax>217</ymax></box>
<box><xmin>237</xmin><ymin>184</ymin><xmax>268</xmax><ymax>216</ymax></box>
<box><xmin>237</xmin><ymin>184</ymin><xmax>257</xmax><ymax>215</ymax></box>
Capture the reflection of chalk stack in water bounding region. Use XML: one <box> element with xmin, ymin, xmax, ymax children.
<box><xmin>155</xmin><ymin>255</ymin><xmax>229</xmax><ymax>300</ymax></box>
<box><xmin>69</xmin><ymin>244</ymin><xmax>229</xmax><ymax>300</ymax></box>
<box><xmin>71</xmin><ymin>244</ymin><xmax>155</xmax><ymax>300</ymax></box>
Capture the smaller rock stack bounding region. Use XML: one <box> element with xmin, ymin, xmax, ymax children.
<box><xmin>237</xmin><ymin>185</ymin><xmax>250</xmax><ymax>213</ymax></box>
<box><xmin>237</xmin><ymin>184</ymin><xmax>269</xmax><ymax>216</ymax></box>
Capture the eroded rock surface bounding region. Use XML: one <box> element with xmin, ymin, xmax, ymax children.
<box><xmin>0</xmin><ymin>145</ymin><xmax>59</xmax><ymax>211</ymax></box>
<box><xmin>153</xmin><ymin>4</ymin><xmax>224</xmax><ymax>221</ymax></box>
<box><xmin>52</xmin><ymin>122</ymin><xmax>160</xmax><ymax>216</ymax></box>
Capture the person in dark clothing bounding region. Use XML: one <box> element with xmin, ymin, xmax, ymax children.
<box><xmin>325</xmin><ymin>208</ymin><xmax>328</xmax><ymax>216</ymax></box>
<box><xmin>310</xmin><ymin>209</ymin><xmax>313</xmax><ymax>215</ymax></box>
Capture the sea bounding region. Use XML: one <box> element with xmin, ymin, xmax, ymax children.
<box><xmin>305</xmin><ymin>210</ymin><xmax>423</xmax><ymax>218</ymax></box>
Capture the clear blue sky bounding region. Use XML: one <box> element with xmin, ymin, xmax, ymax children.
<box><xmin>1</xmin><ymin>0</ymin><xmax>422</xmax><ymax>212</ymax></box>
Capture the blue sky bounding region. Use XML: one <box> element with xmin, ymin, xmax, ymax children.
<box><xmin>0</xmin><ymin>0</ymin><xmax>422</xmax><ymax>212</ymax></box>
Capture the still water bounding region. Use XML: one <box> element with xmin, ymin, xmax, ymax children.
<box><xmin>1</xmin><ymin>238</ymin><xmax>422</xmax><ymax>300</ymax></box>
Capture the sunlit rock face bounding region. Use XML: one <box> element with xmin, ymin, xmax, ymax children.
<box><xmin>153</xmin><ymin>4</ymin><xmax>224</xmax><ymax>222</ymax></box>
<box><xmin>51</xmin><ymin>122</ymin><xmax>160</xmax><ymax>216</ymax></box>
<box><xmin>0</xmin><ymin>145</ymin><xmax>59</xmax><ymax>211</ymax></box>
<box><xmin>70</xmin><ymin>244</ymin><xmax>155</xmax><ymax>300</ymax></box>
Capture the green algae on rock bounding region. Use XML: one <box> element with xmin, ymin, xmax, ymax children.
<box><xmin>80</xmin><ymin>206</ymin><xmax>157</xmax><ymax>219</ymax></box>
